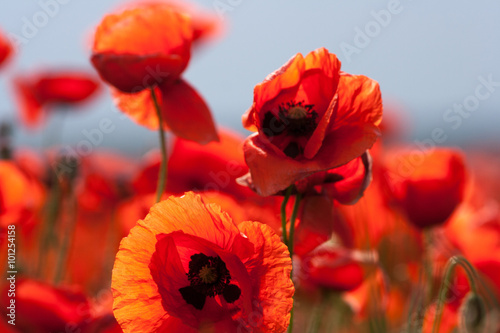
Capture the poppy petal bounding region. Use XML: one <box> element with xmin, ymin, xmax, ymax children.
<box><xmin>0</xmin><ymin>29</ymin><xmax>13</xmax><ymax>68</ymax></box>
<box><xmin>91</xmin><ymin>53</ymin><xmax>185</xmax><ymax>93</ymax></box>
<box><xmin>333</xmin><ymin>72</ymin><xmax>383</xmax><ymax>130</ymax></box>
<box><xmin>112</xmin><ymin>87</ymin><xmax>164</xmax><ymax>130</ymax></box>
<box><xmin>324</xmin><ymin>151</ymin><xmax>373</xmax><ymax>205</ymax></box>
<box><xmin>159</xmin><ymin>79</ymin><xmax>219</xmax><ymax>144</ymax></box>
<box><xmin>244</xmin><ymin>133</ymin><xmax>373</xmax><ymax>197</ymax></box>
<box><xmin>237</xmin><ymin>221</ymin><xmax>294</xmax><ymax>332</ymax></box>
<box><xmin>13</xmin><ymin>77</ymin><xmax>43</xmax><ymax>127</ymax></box>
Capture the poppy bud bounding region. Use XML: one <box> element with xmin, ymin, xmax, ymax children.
<box><xmin>458</xmin><ymin>292</ymin><xmax>486</xmax><ymax>333</ymax></box>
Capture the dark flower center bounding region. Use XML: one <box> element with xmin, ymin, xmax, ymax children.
<box><xmin>262</xmin><ymin>100</ymin><xmax>318</xmax><ymax>138</ymax></box>
<box><xmin>179</xmin><ymin>253</ymin><xmax>241</xmax><ymax>310</ymax></box>
<box><xmin>261</xmin><ymin>100</ymin><xmax>318</xmax><ymax>158</ymax></box>
<box><xmin>278</xmin><ymin>101</ymin><xmax>318</xmax><ymax>137</ymax></box>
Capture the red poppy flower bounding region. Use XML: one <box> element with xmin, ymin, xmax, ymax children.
<box><xmin>0</xmin><ymin>29</ymin><xmax>12</xmax><ymax>69</ymax></box>
<box><xmin>0</xmin><ymin>279</ymin><xmax>91</xmax><ymax>332</ymax></box>
<box><xmin>13</xmin><ymin>71</ymin><xmax>100</xmax><ymax>127</ymax></box>
<box><xmin>384</xmin><ymin>148</ymin><xmax>467</xmax><ymax>229</ymax></box>
<box><xmin>112</xmin><ymin>192</ymin><xmax>293</xmax><ymax>332</ymax></box>
<box><xmin>92</xmin><ymin>2</ymin><xmax>218</xmax><ymax>143</ymax></box>
<box><xmin>241</xmin><ymin>47</ymin><xmax>382</xmax><ymax>196</ymax></box>
<box><xmin>91</xmin><ymin>2</ymin><xmax>192</xmax><ymax>93</ymax></box>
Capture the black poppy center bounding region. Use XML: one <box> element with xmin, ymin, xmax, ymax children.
<box><xmin>261</xmin><ymin>100</ymin><xmax>318</xmax><ymax>158</ymax></box>
<box><xmin>179</xmin><ymin>253</ymin><xmax>241</xmax><ymax>310</ymax></box>
<box><xmin>262</xmin><ymin>100</ymin><xmax>318</xmax><ymax>138</ymax></box>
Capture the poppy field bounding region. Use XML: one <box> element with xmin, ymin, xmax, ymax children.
<box><xmin>0</xmin><ymin>1</ymin><xmax>499</xmax><ymax>332</ymax></box>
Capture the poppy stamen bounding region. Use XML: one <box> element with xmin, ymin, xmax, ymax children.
<box><xmin>199</xmin><ymin>265</ymin><xmax>218</xmax><ymax>284</ymax></box>
<box><xmin>179</xmin><ymin>253</ymin><xmax>241</xmax><ymax>310</ymax></box>
<box><xmin>278</xmin><ymin>100</ymin><xmax>318</xmax><ymax>137</ymax></box>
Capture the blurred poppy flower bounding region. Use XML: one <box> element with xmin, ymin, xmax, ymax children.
<box><xmin>92</xmin><ymin>2</ymin><xmax>218</xmax><ymax>143</ymax></box>
<box><xmin>384</xmin><ymin>148</ymin><xmax>467</xmax><ymax>229</ymax></box>
<box><xmin>112</xmin><ymin>192</ymin><xmax>293</xmax><ymax>332</ymax></box>
<box><xmin>0</xmin><ymin>279</ymin><xmax>91</xmax><ymax>332</ymax></box>
<box><xmin>133</xmin><ymin>130</ymin><xmax>254</xmax><ymax>200</ymax></box>
<box><xmin>342</xmin><ymin>268</ymin><xmax>388</xmax><ymax>321</ymax></box>
<box><xmin>241</xmin><ymin>47</ymin><xmax>382</xmax><ymax>196</ymax></box>
<box><xmin>13</xmin><ymin>71</ymin><xmax>100</xmax><ymax>127</ymax></box>
<box><xmin>91</xmin><ymin>2</ymin><xmax>192</xmax><ymax>93</ymax></box>
<box><xmin>76</xmin><ymin>150</ymin><xmax>137</xmax><ymax>213</ymax></box>
<box><xmin>84</xmin><ymin>314</ymin><xmax>123</xmax><ymax>333</ymax></box>
<box><xmin>0</xmin><ymin>160</ymin><xmax>45</xmax><ymax>228</ymax></box>
<box><xmin>293</xmin><ymin>195</ymin><xmax>354</xmax><ymax>258</ymax></box>
<box><xmin>0</xmin><ymin>29</ymin><xmax>12</xmax><ymax>69</ymax></box>
<box><xmin>298</xmin><ymin>243</ymin><xmax>366</xmax><ymax>292</ymax></box>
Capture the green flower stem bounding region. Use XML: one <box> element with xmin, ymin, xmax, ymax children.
<box><xmin>280</xmin><ymin>187</ymin><xmax>292</xmax><ymax>245</ymax></box>
<box><xmin>287</xmin><ymin>192</ymin><xmax>301</xmax><ymax>261</ymax></box>
<box><xmin>150</xmin><ymin>87</ymin><xmax>168</xmax><ymax>203</ymax></box>
<box><xmin>431</xmin><ymin>256</ymin><xmax>479</xmax><ymax>333</ymax></box>
<box><xmin>36</xmin><ymin>174</ymin><xmax>62</xmax><ymax>278</ymax></box>
<box><xmin>308</xmin><ymin>291</ymin><xmax>331</xmax><ymax>333</ymax></box>
<box><xmin>53</xmin><ymin>192</ymin><xmax>77</xmax><ymax>284</ymax></box>
<box><xmin>423</xmin><ymin>228</ymin><xmax>435</xmax><ymax>299</ymax></box>
<box><xmin>288</xmin><ymin>306</ymin><xmax>295</xmax><ymax>333</ymax></box>
<box><xmin>285</xmin><ymin>190</ymin><xmax>302</xmax><ymax>333</ymax></box>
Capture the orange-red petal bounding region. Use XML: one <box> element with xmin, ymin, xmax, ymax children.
<box><xmin>91</xmin><ymin>3</ymin><xmax>192</xmax><ymax>92</ymax></box>
<box><xmin>237</xmin><ymin>221</ymin><xmax>294</xmax><ymax>332</ymax></box>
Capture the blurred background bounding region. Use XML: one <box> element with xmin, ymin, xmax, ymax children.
<box><xmin>0</xmin><ymin>0</ymin><xmax>499</xmax><ymax>155</ymax></box>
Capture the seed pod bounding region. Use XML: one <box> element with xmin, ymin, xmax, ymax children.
<box><xmin>458</xmin><ymin>292</ymin><xmax>486</xmax><ymax>333</ymax></box>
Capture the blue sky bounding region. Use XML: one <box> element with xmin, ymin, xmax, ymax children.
<box><xmin>1</xmin><ymin>0</ymin><xmax>499</xmax><ymax>154</ymax></box>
